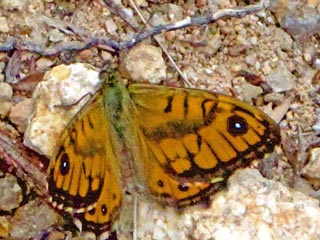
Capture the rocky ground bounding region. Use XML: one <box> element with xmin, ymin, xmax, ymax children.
<box><xmin>0</xmin><ymin>0</ymin><xmax>320</xmax><ymax>239</ymax></box>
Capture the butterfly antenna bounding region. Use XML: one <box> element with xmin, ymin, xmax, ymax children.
<box><xmin>128</xmin><ymin>0</ymin><xmax>192</xmax><ymax>87</ymax></box>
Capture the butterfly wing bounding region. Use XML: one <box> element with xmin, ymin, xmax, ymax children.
<box><xmin>48</xmin><ymin>91</ymin><xmax>122</xmax><ymax>235</ymax></box>
<box><xmin>123</xmin><ymin>83</ymin><xmax>280</xmax><ymax>206</ymax></box>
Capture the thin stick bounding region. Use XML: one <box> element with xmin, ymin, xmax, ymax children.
<box><xmin>0</xmin><ymin>132</ymin><xmax>48</xmax><ymax>196</ymax></box>
<box><xmin>0</xmin><ymin>0</ymin><xmax>271</xmax><ymax>55</ymax></box>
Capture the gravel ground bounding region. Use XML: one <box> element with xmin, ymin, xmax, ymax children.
<box><xmin>0</xmin><ymin>0</ymin><xmax>319</xmax><ymax>239</ymax></box>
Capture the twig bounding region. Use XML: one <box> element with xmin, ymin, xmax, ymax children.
<box><xmin>19</xmin><ymin>38</ymin><xmax>120</xmax><ymax>56</ymax></box>
<box><xmin>0</xmin><ymin>131</ymin><xmax>48</xmax><ymax>197</ymax></box>
<box><xmin>121</xmin><ymin>0</ymin><xmax>271</xmax><ymax>48</ymax></box>
<box><xmin>101</xmin><ymin>0</ymin><xmax>140</xmax><ymax>31</ymax></box>
<box><xmin>0</xmin><ymin>37</ymin><xmax>17</xmax><ymax>51</ymax></box>
<box><xmin>5</xmin><ymin>50</ymin><xmax>22</xmax><ymax>83</ymax></box>
<box><xmin>0</xmin><ymin>0</ymin><xmax>271</xmax><ymax>55</ymax></box>
<box><xmin>39</xmin><ymin>14</ymin><xmax>77</xmax><ymax>35</ymax></box>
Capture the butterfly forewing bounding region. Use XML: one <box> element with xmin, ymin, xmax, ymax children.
<box><xmin>125</xmin><ymin>83</ymin><xmax>280</xmax><ymax>205</ymax></box>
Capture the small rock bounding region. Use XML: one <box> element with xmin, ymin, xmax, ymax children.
<box><xmin>0</xmin><ymin>17</ymin><xmax>9</xmax><ymax>33</ymax></box>
<box><xmin>0</xmin><ymin>62</ymin><xmax>6</xmax><ymax>72</ymax></box>
<box><xmin>24</xmin><ymin>63</ymin><xmax>101</xmax><ymax>156</ymax></box>
<box><xmin>20</xmin><ymin>52</ymin><xmax>36</xmax><ymax>62</ymax></box>
<box><xmin>101</xmin><ymin>51</ymin><xmax>113</xmax><ymax>62</ymax></box>
<box><xmin>307</xmin><ymin>0</ymin><xmax>318</xmax><ymax>7</ymax></box>
<box><xmin>0</xmin><ymin>53</ymin><xmax>7</xmax><ymax>61</ymax></box>
<box><xmin>9</xmin><ymin>98</ymin><xmax>35</xmax><ymax>133</ymax></box>
<box><xmin>0</xmin><ymin>82</ymin><xmax>13</xmax><ymax>100</ymax></box>
<box><xmin>262</xmin><ymin>61</ymin><xmax>272</xmax><ymax>75</ymax></box>
<box><xmin>228</xmin><ymin>44</ymin><xmax>248</xmax><ymax>57</ymax></box>
<box><xmin>281</xmin><ymin>14</ymin><xmax>320</xmax><ymax>39</ymax></box>
<box><xmin>164</xmin><ymin>31</ymin><xmax>176</xmax><ymax>41</ymax></box>
<box><xmin>292</xmin><ymin>177</ymin><xmax>319</xmax><ymax>198</ymax></box>
<box><xmin>0</xmin><ymin>100</ymin><xmax>12</xmax><ymax>117</ymax></box>
<box><xmin>35</xmin><ymin>57</ymin><xmax>54</xmax><ymax>71</ymax></box>
<box><xmin>134</xmin><ymin>0</ymin><xmax>148</xmax><ymax>7</ymax></box>
<box><xmin>0</xmin><ymin>0</ymin><xmax>27</xmax><ymax>11</ymax></box>
<box><xmin>150</xmin><ymin>13</ymin><xmax>167</xmax><ymax>27</ymax></box>
<box><xmin>245</xmin><ymin>53</ymin><xmax>258</xmax><ymax>67</ymax></box>
<box><xmin>302</xmin><ymin>148</ymin><xmax>320</xmax><ymax>179</ymax></box>
<box><xmin>266</xmin><ymin>64</ymin><xmax>295</xmax><ymax>92</ymax></box>
<box><xmin>196</xmin><ymin>0</ymin><xmax>207</xmax><ymax>8</ymax></box>
<box><xmin>0</xmin><ymin>173</ymin><xmax>23</xmax><ymax>212</ymax></box>
<box><xmin>45</xmin><ymin>231</ymin><xmax>68</xmax><ymax>240</ymax></box>
<box><xmin>0</xmin><ymin>216</ymin><xmax>10</xmax><ymax>238</ymax></box>
<box><xmin>232</xmin><ymin>77</ymin><xmax>263</xmax><ymax>103</ymax></box>
<box><xmin>313</xmin><ymin>111</ymin><xmax>320</xmax><ymax>134</ymax></box>
<box><xmin>105</xmin><ymin>18</ymin><xmax>117</xmax><ymax>35</ymax></box>
<box><xmin>248</xmin><ymin>36</ymin><xmax>258</xmax><ymax>45</ymax></box>
<box><xmin>48</xmin><ymin>29</ymin><xmax>65</xmax><ymax>43</ymax></box>
<box><xmin>201</xmin><ymin>31</ymin><xmax>222</xmax><ymax>57</ymax></box>
<box><xmin>78</xmin><ymin>48</ymin><xmax>98</xmax><ymax>61</ymax></box>
<box><xmin>122</xmin><ymin>7</ymin><xmax>134</xmax><ymax>18</ymax></box>
<box><xmin>10</xmin><ymin>200</ymin><xmax>60</xmax><ymax>239</ymax></box>
<box><xmin>264</xmin><ymin>92</ymin><xmax>285</xmax><ymax>105</ymax></box>
<box><xmin>273</xmin><ymin>27</ymin><xmax>293</xmax><ymax>51</ymax></box>
<box><xmin>167</xmin><ymin>4</ymin><xmax>184</xmax><ymax>21</ymax></box>
<box><xmin>312</xmin><ymin>55</ymin><xmax>320</xmax><ymax>69</ymax></box>
<box><xmin>303</xmin><ymin>52</ymin><xmax>312</xmax><ymax>62</ymax></box>
<box><xmin>121</xmin><ymin>44</ymin><xmax>166</xmax><ymax>84</ymax></box>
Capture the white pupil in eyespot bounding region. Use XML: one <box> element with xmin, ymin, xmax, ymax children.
<box><xmin>234</xmin><ymin>122</ymin><xmax>242</xmax><ymax>129</ymax></box>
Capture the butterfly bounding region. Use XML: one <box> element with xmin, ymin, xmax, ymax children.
<box><xmin>47</xmin><ymin>71</ymin><xmax>280</xmax><ymax>238</ymax></box>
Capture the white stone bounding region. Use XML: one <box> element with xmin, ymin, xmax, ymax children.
<box><xmin>0</xmin><ymin>82</ymin><xmax>13</xmax><ymax>99</ymax></box>
<box><xmin>48</xmin><ymin>29</ymin><xmax>65</xmax><ymax>43</ymax></box>
<box><xmin>35</xmin><ymin>57</ymin><xmax>54</xmax><ymax>71</ymax></box>
<box><xmin>131</xmin><ymin>169</ymin><xmax>320</xmax><ymax>239</ymax></box>
<box><xmin>302</xmin><ymin>148</ymin><xmax>320</xmax><ymax>179</ymax></box>
<box><xmin>0</xmin><ymin>62</ymin><xmax>6</xmax><ymax>72</ymax></box>
<box><xmin>266</xmin><ymin>64</ymin><xmax>295</xmax><ymax>92</ymax></box>
<box><xmin>257</xmin><ymin>223</ymin><xmax>272</xmax><ymax>240</ymax></box>
<box><xmin>23</xmin><ymin>63</ymin><xmax>101</xmax><ymax>157</ymax></box>
<box><xmin>0</xmin><ymin>100</ymin><xmax>11</xmax><ymax>117</ymax></box>
<box><xmin>121</xmin><ymin>45</ymin><xmax>167</xmax><ymax>84</ymax></box>
<box><xmin>0</xmin><ymin>17</ymin><xmax>9</xmax><ymax>33</ymax></box>
<box><xmin>105</xmin><ymin>18</ymin><xmax>117</xmax><ymax>35</ymax></box>
<box><xmin>0</xmin><ymin>0</ymin><xmax>27</xmax><ymax>11</ymax></box>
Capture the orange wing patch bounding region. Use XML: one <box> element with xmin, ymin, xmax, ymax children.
<box><xmin>48</xmin><ymin>92</ymin><xmax>122</xmax><ymax>236</ymax></box>
<box><xmin>127</xmin><ymin>83</ymin><xmax>280</xmax><ymax>204</ymax></box>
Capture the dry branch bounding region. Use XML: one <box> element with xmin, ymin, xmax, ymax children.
<box><xmin>0</xmin><ymin>0</ymin><xmax>271</xmax><ymax>55</ymax></box>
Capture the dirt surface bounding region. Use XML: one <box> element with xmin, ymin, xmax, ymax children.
<box><xmin>0</xmin><ymin>0</ymin><xmax>320</xmax><ymax>239</ymax></box>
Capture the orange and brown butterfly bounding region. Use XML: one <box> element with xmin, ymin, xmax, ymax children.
<box><xmin>47</xmin><ymin>70</ymin><xmax>280</xmax><ymax>238</ymax></box>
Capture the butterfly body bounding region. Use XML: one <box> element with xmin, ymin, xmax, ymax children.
<box><xmin>48</xmin><ymin>78</ymin><xmax>280</xmax><ymax>237</ymax></box>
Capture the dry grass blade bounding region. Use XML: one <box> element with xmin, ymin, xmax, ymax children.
<box><xmin>128</xmin><ymin>0</ymin><xmax>192</xmax><ymax>86</ymax></box>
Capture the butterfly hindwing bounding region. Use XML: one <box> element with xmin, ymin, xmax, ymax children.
<box><xmin>48</xmin><ymin>91</ymin><xmax>122</xmax><ymax>236</ymax></box>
